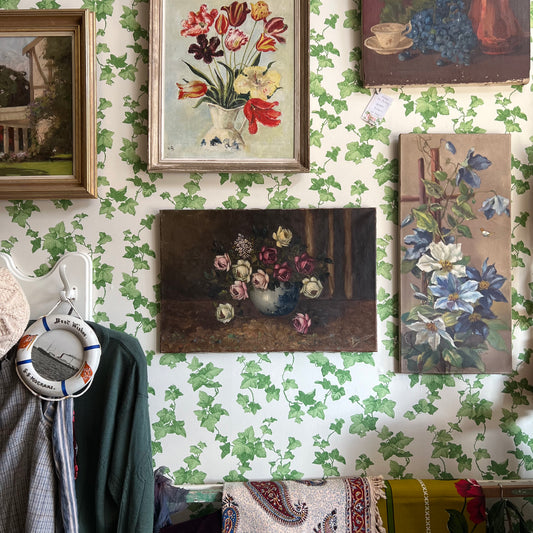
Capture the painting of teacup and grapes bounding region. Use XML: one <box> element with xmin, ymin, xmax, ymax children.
<box><xmin>159</xmin><ymin>209</ymin><xmax>377</xmax><ymax>353</ymax></box>
<box><xmin>362</xmin><ymin>0</ymin><xmax>530</xmax><ymax>87</ymax></box>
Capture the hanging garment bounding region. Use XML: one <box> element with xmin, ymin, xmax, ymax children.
<box><xmin>153</xmin><ymin>467</ymin><xmax>189</xmax><ymax>533</ymax></box>
<box><xmin>73</xmin><ymin>322</ymin><xmax>154</xmax><ymax>533</ymax></box>
<box><xmin>0</xmin><ymin>351</ymin><xmax>78</xmax><ymax>533</ymax></box>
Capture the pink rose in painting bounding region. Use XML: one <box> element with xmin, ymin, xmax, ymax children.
<box><xmin>181</xmin><ymin>4</ymin><xmax>219</xmax><ymax>37</ymax></box>
<box><xmin>230</xmin><ymin>280</ymin><xmax>248</xmax><ymax>300</ymax></box>
<box><xmin>214</xmin><ymin>253</ymin><xmax>231</xmax><ymax>271</ymax></box>
<box><xmin>251</xmin><ymin>269</ymin><xmax>269</xmax><ymax>290</ymax></box>
<box><xmin>294</xmin><ymin>252</ymin><xmax>315</xmax><ymax>276</ymax></box>
<box><xmin>292</xmin><ymin>312</ymin><xmax>311</xmax><ymax>334</ymax></box>
<box><xmin>225</xmin><ymin>28</ymin><xmax>249</xmax><ymax>51</ymax></box>
<box><xmin>259</xmin><ymin>246</ymin><xmax>277</xmax><ymax>265</ymax></box>
<box><xmin>273</xmin><ymin>262</ymin><xmax>292</xmax><ymax>282</ymax></box>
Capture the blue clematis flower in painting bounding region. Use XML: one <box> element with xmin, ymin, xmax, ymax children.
<box><xmin>466</xmin><ymin>259</ymin><xmax>508</xmax><ymax>308</ymax></box>
<box><xmin>429</xmin><ymin>273</ymin><xmax>482</xmax><ymax>314</ymax></box>
<box><xmin>401</xmin><ymin>137</ymin><xmax>511</xmax><ymax>373</ymax></box>
<box><xmin>455</xmin><ymin>148</ymin><xmax>492</xmax><ymax>188</ymax></box>
<box><xmin>403</xmin><ymin>228</ymin><xmax>433</xmax><ymax>261</ymax></box>
<box><xmin>455</xmin><ymin>304</ymin><xmax>497</xmax><ymax>340</ymax></box>
<box><xmin>479</xmin><ymin>194</ymin><xmax>510</xmax><ymax>220</ymax></box>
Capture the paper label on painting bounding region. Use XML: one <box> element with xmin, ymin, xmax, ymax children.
<box><xmin>361</xmin><ymin>92</ymin><xmax>393</xmax><ymax>126</ymax></box>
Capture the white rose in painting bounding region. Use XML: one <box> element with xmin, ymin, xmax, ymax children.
<box><xmin>301</xmin><ymin>277</ymin><xmax>323</xmax><ymax>299</ymax></box>
<box><xmin>232</xmin><ymin>259</ymin><xmax>252</xmax><ymax>282</ymax></box>
<box><xmin>216</xmin><ymin>303</ymin><xmax>234</xmax><ymax>324</ymax></box>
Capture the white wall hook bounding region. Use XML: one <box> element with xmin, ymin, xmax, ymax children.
<box><xmin>59</xmin><ymin>263</ymin><xmax>78</xmax><ymax>302</ymax></box>
<box><xmin>0</xmin><ymin>252</ymin><xmax>92</xmax><ymax>320</ymax></box>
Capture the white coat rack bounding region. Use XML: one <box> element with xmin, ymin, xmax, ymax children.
<box><xmin>0</xmin><ymin>251</ymin><xmax>92</xmax><ymax>321</ymax></box>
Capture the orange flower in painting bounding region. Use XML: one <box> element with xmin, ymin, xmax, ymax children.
<box><xmin>176</xmin><ymin>80</ymin><xmax>208</xmax><ymax>99</ymax></box>
<box><xmin>180</xmin><ymin>4</ymin><xmax>218</xmax><ymax>36</ymax></box>
<box><xmin>215</xmin><ymin>14</ymin><xmax>229</xmax><ymax>35</ymax></box>
<box><xmin>251</xmin><ymin>1</ymin><xmax>271</xmax><ymax>21</ymax></box>
<box><xmin>243</xmin><ymin>98</ymin><xmax>281</xmax><ymax>134</ymax></box>
<box><xmin>221</xmin><ymin>1</ymin><xmax>250</xmax><ymax>27</ymax></box>
<box><xmin>256</xmin><ymin>33</ymin><xmax>277</xmax><ymax>52</ymax></box>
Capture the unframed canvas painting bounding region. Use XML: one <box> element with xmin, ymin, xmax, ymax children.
<box><xmin>361</xmin><ymin>0</ymin><xmax>530</xmax><ymax>87</ymax></box>
<box><xmin>160</xmin><ymin>209</ymin><xmax>377</xmax><ymax>353</ymax></box>
<box><xmin>399</xmin><ymin>134</ymin><xmax>512</xmax><ymax>374</ymax></box>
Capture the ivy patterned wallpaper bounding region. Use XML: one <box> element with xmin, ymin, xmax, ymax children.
<box><xmin>1</xmin><ymin>0</ymin><xmax>533</xmax><ymax>488</ymax></box>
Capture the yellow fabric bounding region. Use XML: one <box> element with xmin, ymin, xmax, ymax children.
<box><xmin>377</xmin><ymin>479</ymin><xmax>486</xmax><ymax>533</ymax></box>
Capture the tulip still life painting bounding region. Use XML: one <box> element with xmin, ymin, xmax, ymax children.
<box><xmin>159</xmin><ymin>209</ymin><xmax>377</xmax><ymax>353</ymax></box>
<box><xmin>148</xmin><ymin>0</ymin><xmax>309</xmax><ymax>171</ymax></box>
<box><xmin>399</xmin><ymin>134</ymin><xmax>512</xmax><ymax>373</ymax></box>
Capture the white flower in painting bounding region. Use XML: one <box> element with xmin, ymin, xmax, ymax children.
<box><xmin>416</xmin><ymin>241</ymin><xmax>466</xmax><ymax>280</ymax></box>
<box><xmin>301</xmin><ymin>277</ymin><xmax>323</xmax><ymax>299</ymax></box>
<box><xmin>216</xmin><ymin>303</ymin><xmax>234</xmax><ymax>324</ymax></box>
<box><xmin>406</xmin><ymin>313</ymin><xmax>455</xmax><ymax>351</ymax></box>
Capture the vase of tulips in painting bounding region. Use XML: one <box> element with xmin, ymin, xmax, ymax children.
<box><xmin>177</xmin><ymin>1</ymin><xmax>286</xmax><ymax>151</ymax></box>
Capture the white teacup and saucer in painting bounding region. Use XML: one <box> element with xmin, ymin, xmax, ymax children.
<box><xmin>365</xmin><ymin>22</ymin><xmax>413</xmax><ymax>55</ymax></box>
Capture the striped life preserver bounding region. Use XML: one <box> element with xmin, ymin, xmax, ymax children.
<box><xmin>16</xmin><ymin>314</ymin><xmax>101</xmax><ymax>399</ymax></box>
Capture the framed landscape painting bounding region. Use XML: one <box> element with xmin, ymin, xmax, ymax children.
<box><xmin>0</xmin><ymin>10</ymin><xmax>96</xmax><ymax>199</ymax></box>
<box><xmin>362</xmin><ymin>0</ymin><xmax>530</xmax><ymax>87</ymax></box>
<box><xmin>160</xmin><ymin>208</ymin><xmax>377</xmax><ymax>353</ymax></box>
<box><xmin>149</xmin><ymin>0</ymin><xmax>309</xmax><ymax>172</ymax></box>
<box><xmin>399</xmin><ymin>134</ymin><xmax>512</xmax><ymax>374</ymax></box>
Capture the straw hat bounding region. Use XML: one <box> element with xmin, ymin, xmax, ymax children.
<box><xmin>0</xmin><ymin>268</ymin><xmax>30</xmax><ymax>357</ymax></box>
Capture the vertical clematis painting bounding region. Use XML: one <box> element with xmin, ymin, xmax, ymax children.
<box><xmin>157</xmin><ymin>0</ymin><xmax>304</xmax><ymax>166</ymax></box>
<box><xmin>399</xmin><ymin>134</ymin><xmax>512</xmax><ymax>374</ymax></box>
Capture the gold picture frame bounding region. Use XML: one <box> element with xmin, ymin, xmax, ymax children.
<box><xmin>148</xmin><ymin>0</ymin><xmax>309</xmax><ymax>172</ymax></box>
<box><xmin>0</xmin><ymin>10</ymin><xmax>96</xmax><ymax>199</ymax></box>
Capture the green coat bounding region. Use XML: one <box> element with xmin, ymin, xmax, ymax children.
<box><xmin>74</xmin><ymin>322</ymin><xmax>154</xmax><ymax>533</ymax></box>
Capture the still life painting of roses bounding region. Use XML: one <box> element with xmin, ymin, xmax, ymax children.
<box><xmin>399</xmin><ymin>134</ymin><xmax>512</xmax><ymax>374</ymax></box>
<box><xmin>160</xmin><ymin>209</ymin><xmax>377</xmax><ymax>353</ymax></box>
<box><xmin>161</xmin><ymin>0</ymin><xmax>298</xmax><ymax>162</ymax></box>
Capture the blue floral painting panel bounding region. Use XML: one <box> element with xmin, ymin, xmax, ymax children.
<box><xmin>159</xmin><ymin>208</ymin><xmax>377</xmax><ymax>353</ymax></box>
<box><xmin>399</xmin><ymin>134</ymin><xmax>512</xmax><ymax>373</ymax></box>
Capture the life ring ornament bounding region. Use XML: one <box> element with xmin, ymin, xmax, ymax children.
<box><xmin>16</xmin><ymin>314</ymin><xmax>101</xmax><ymax>399</ymax></box>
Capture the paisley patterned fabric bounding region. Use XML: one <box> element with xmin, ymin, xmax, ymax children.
<box><xmin>246</xmin><ymin>481</ymin><xmax>309</xmax><ymax>525</ymax></box>
<box><xmin>222</xmin><ymin>476</ymin><xmax>386</xmax><ymax>533</ymax></box>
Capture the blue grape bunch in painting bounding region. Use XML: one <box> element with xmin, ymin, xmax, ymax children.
<box><xmin>401</xmin><ymin>136</ymin><xmax>511</xmax><ymax>373</ymax></box>
<box><xmin>393</xmin><ymin>0</ymin><xmax>478</xmax><ymax>65</ymax></box>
